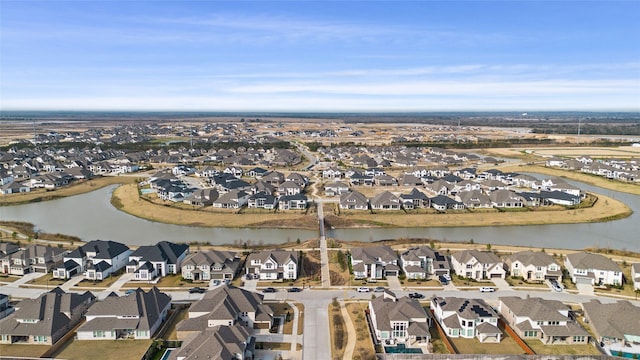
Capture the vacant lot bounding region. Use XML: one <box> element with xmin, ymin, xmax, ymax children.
<box><xmin>54</xmin><ymin>339</ymin><xmax>153</xmax><ymax>360</ymax></box>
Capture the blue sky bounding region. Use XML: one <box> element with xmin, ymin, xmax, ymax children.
<box><xmin>1</xmin><ymin>1</ymin><xmax>639</xmax><ymax>111</ymax></box>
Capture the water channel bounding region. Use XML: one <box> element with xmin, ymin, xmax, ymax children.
<box><xmin>0</xmin><ymin>176</ymin><xmax>638</xmax><ymax>251</ymax></box>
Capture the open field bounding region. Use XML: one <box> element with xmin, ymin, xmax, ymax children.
<box><xmin>53</xmin><ymin>339</ymin><xmax>153</xmax><ymax>360</ymax></box>
<box><xmin>0</xmin><ymin>344</ymin><xmax>50</xmax><ymax>358</ymax></box>
<box><xmin>487</xmin><ymin>146</ymin><xmax>640</xmax><ymax>159</ymax></box>
<box><xmin>0</xmin><ymin>176</ymin><xmax>136</xmax><ymax>205</ymax></box>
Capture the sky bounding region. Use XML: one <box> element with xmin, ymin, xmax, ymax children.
<box><xmin>1</xmin><ymin>0</ymin><xmax>639</xmax><ymax>112</ymax></box>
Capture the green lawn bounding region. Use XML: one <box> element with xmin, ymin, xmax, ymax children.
<box><xmin>54</xmin><ymin>339</ymin><xmax>153</xmax><ymax>360</ymax></box>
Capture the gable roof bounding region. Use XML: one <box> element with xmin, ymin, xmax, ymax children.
<box><xmin>505</xmin><ymin>251</ymin><xmax>559</xmax><ymax>267</ymax></box>
<box><xmin>351</xmin><ymin>245</ymin><xmax>397</xmax><ymax>263</ymax></box>
<box><xmin>370</xmin><ymin>295</ymin><xmax>428</xmax><ymax>332</ymax></box>
<box><xmin>453</xmin><ymin>250</ymin><xmax>501</xmax><ymax>265</ymax></box>
<box><xmin>500</xmin><ymin>296</ymin><xmax>569</xmax><ymax>322</ymax></box>
<box><xmin>129</xmin><ymin>241</ymin><xmax>189</xmax><ymax>264</ymax></box>
<box><xmin>67</xmin><ymin>240</ymin><xmax>130</xmax><ymax>260</ymax></box>
<box><xmin>566</xmin><ymin>252</ymin><xmax>621</xmax><ymax>272</ymax></box>
<box><xmin>582</xmin><ymin>300</ymin><xmax>640</xmax><ymax>340</ymax></box>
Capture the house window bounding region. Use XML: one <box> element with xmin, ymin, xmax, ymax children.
<box><xmin>392</xmin><ymin>322</ymin><xmax>407</xmax><ymax>338</ymax></box>
<box><xmin>573</xmin><ymin>336</ymin><xmax>586</xmax><ymax>343</ymax></box>
<box><xmin>524</xmin><ymin>330</ymin><xmax>538</xmax><ymax>337</ymax></box>
<box><xmin>265</xmin><ymin>263</ymin><xmax>273</xmax><ymax>269</ymax></box>
<box><xmin>288</xmin><ymin>264</ymin><xmax>295</xmax><ymax>270</ymax></box>
<box><xmin>466</xmin><ymin>264</ymin><xmax>472</xmax><ymax>269</ymax></box>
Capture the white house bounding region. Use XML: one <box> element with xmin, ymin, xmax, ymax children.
<box><xmin>369</xmin><ymin>291</ymin><xmax>430</xmax><ymax>348</ymax></box>
<box><xmin>400</xmin><ymin>247</ymin><xmax>451</xmax><ymax>280</ymax></box>
<box><xmin>504</xmin><ymin>251</ymin><xmax>563</xmax><ymax>282</ymax></box>
<box><xmin>350</xmin><ymin>246</ymin><xmax>400</xmax><ymax>280</ymax></box>
<box><xmin>431</xmin><ymin>296</ymin><xmax>502</xmax><ymax>343</ymax></box>
<box><xmin>53</xmin><ymin>240</ymin><xmax>131</xmax><ymax>281</ymax></box>
<box><xmin>564</xmin><ymin>252</ymin><xmax>623</xmax><ymax>286</ymax></box>
<box><xmin>632</xmin><ymin>263</ymin><xmax>640</xmax><ymax>291</ymax></box>
<box><xmin>451</xmin><ymin>250</ymin><xmax>506</xmax><ymax>280</ymax></box>
<box><xmin>126</xmin><ymin>241</ymin><xmax>189</xmax><ymax>281</ymax></box>
<box><xmin>245</xmin><ymin>250</ymin><xmax>299</xmax><ymax>280</ymax></box>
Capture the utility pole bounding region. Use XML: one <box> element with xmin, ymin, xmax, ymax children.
<box><xmin>577</xmin><ymin>118</ymin><xmax>582</xmax><ymax>145</ymax></box>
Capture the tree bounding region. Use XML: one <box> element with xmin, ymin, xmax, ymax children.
<box><xmin>486</xmin><ymin>243</ymin><xmax>492</xmax><ymax>251</ymax></box>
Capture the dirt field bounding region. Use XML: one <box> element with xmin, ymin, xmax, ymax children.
<box><xmin>485</xmin><ymin>146</ymin><xmax>640</xmax><ymax>159</ymax></box>
<box><xmin>53</xmin><ymin>339</ymin><xmax>153</xmax><ymax>360</ymax></box>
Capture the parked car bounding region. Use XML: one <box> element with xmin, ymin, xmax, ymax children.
<box><xmin>189</xmin><ymin>287</ymin><xmax>206</xmax><ymax>294</ymax></box>
<box><xmin>212</xmin><ymin>279</ymin><xmax>220</xmax><ymax>286</ymax></box>
<box><xmin>124</xmin><ymin>289</ymin><xmax>136</xmax><ymax>295</ymax></box>
<box><xmin>374</xmin><ymin>286</ymin><xmax>385</xmax><ymax>292</ymax></box>
<box><xmin>438</xmin><ymin>275</ymin><xmax>449</xmax><ymax>285</ymax></box>
<box><xmin>408</xmin><ymin>292</ymin><xmax>425</xmax><ymax>299</ymax></box>
<box><xmin>550</xmin><ymin>279</ymin><xmax>563</xmax><ymax>292</ymax></box>
<box><xmin>287</xmin><ymin>287</ymin><xmax>302</xmax><ymax>292</ymax></box>
<box><xmin>263</xmin><ymin>287</ymin><xmax>277</xmax><ymax>293</ymax></box>
<box><xmin>357</xmin><ymin>287</ymin><xmax>370</xmax><ymax>292</ymax></box>
<box><xmin>479</xmin><ymin>287</ymin><xmax>495</xmax><ymax>292</ymax></box>
<box><xmin>442</xmin><ymin>273</ymin><xmax>451</xmax><ymax>281</ymax></box>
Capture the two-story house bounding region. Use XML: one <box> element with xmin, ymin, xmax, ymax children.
<box><xmin>181</xmin><ymin>250</ymin><xmax>240</xmax><ymax>281</ymax></box>
<box><xmin>582</xmin><ymin>299</ymin><xmax>640</xmax><ymax>357</ymax></box>
<box><xmin>632</xmin><ymin>263</ymin><xmax>640</xmax><ymax>291</ymax></box>
<box><xmin>431</xmin><ymin>296</ymin><xmax>502</xmax><ymax>343</ymax></box>
<box><xmin>126</xmin><ymin>241</ymin><xmax>189</xmax><ymax>281</ymax></box>
<box><xmin>0</xmin><ymin>244</ymin><xmax>64</xmax><ymax>275</ymax></box>
<box><xmin>369</xmin><ymin>291</ymin><xmax>430</xmax><ymax>348</ymax></box>
<box><xmin>245</xmin><ymin>250</ymin><xmax>299</xmax><ymax>280</ymax></box>
<box><xmin>350</xmin><ymin>246</ymin><xmax>400</xmax><ymax>280</ymax></box>
<box><xmin>499</xmin><ymin>296</ymin><xmax>589</xmax><ymax>345</ymax></box>
<box><xmin>53</xmin><ymin>240</ymin><xmax>131</xmax><ymax>281</ymax></box>
<box><xmin>504</xmin><ymin>251</ymin><xmax>563</xmax><ymax>282</ymax></box>
<box><xmin>400</xmin><ymin>247</ymin><xmax>451</xmax><ymax>280</ymax></box>
<box><xmin>451</xmin><ymin>250</ymin><xmax>506</xmax><ymax>280</ymax></box>
<box><xmin>564</xmin><ymin>252</ymin><xmax>623</xmax><ymax>286</ymax></box>
<box><xmin>0</xmin><ymin>288</ymin><xmax>95</xmax><ymax>345</ymax></box>
<box><xmin>339</xmin><ymin>191</ymin><xmax>369</xmax><ymax>210</ymax></box>
<box><xmin>76</xmin><ymin>287</ymin><xmax>171</xmax><ymax>340</ymax></box>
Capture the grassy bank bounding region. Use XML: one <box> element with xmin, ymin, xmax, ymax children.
<box><xmin>112</xmin><ymin>183</ymin><xmax>318</xmax><ymax>229</ymax></box>
<box><xmin>0</xmin><ymin>176</ymin><xmax>136</xmax><ymax>205</ymax></box>
<box><xmin>497</xmin><ymin>164</ymin><xmax>640</xmax><ymax>195</ymax></box>
<box><xmin>112</xmin><ymin>182</ymin><xmax>631</xmax><ymax>229</ymax></box>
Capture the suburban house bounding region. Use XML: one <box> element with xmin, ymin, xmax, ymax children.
<box><xmin>339</xmin><ymin>191</ymin><xmax>369</xmax><ymax>210</ymax></box>
<box><xmin>53</xmin><ymin>240</ymin><xmax>132</xmax><ymax>281</ymax></box>
<box><xmin>212</xmin><ymin>190</ymin><xmax>249</xmax><ymax>209</ymax></box>
<box><xmin>399</xmin><ymin>188</ymin><xmax>430</xmax><ymax>209</ymax></box>
<box><xmin>499</xmin><ymin>296</ymin><xmax>589</xmax><ymax>345</ymax></box>
<box><xmin>451</xmin><ymin>250</ymin><xmax>506</xmax><ymax>280</ymax></box>
<box><xmin>430</xmin><ymin>195</ymin><xmax>464</xmax><ymax>211</ymax></box>
<box><xmin>278</xmin><ymin>193</ymin><xmax>308</xmax><ymax>210</ymax></box>
<box><xmin>0</xmin><ymin>242</ymin><xmax>19</xmax><ymax>257</ymax></box>
<box><xmin>76</xmin><ymin>287</ymin><xmax>171</xmax><ymax>340</ymax></box>
<box><xmin>176</xmin><ymin>285</ymin><xmax>273</xmax><ymax>335</ymax></box>
<box><xmin>456</xmin><ymin>190</ymin><xmax>492</xmax><ymax>209</ymax></box>
<box><xmin>247</xmin><ymin>192</ymin><xmax>277</xmax><ymax>209</ymax></box>
<box><xmin>369</xmin><ymin>191</ymin><xmax>402</xmax><ymax>210</ymax></box>
<box><xmin>126</xmin><ymin>241</ymin><xmax>189</xmax><ymax>281</ymax></box>
<box><xmin>0</xmin><ymin>288</ymin><xmax>95</xmax><ymax>345</ymax></box>
<box><xmin>324</xmin><ymin>181</ymin><xmax>350</xmax><ymax>197</ymax></box>
<box><xmin>350</xmin><ymin>245</ymin><xmax>400</xmax><ymax>280</ymax></box>
<box><xmin>181</xmin><ymin>250</ymin><xmax>240</xmax><ymax>281</ymax></box>
<box><xmin>0</xmin><ymin>294</ymin><xmax>14</xmax><ymax>320</ymax></box>
<box><xmin>245</xmin><ymin>250</ymin><xmax>299</xmax><ymax>280</ymax></box>
<box><xmin>582</xmin><ymin>299</ymin><xmax>640</xmax><ymax>356</ymax></box>
<box><xmin>323</xmin><ymin>167</ymin><xmax>343</xmax><ymax>179</ymax></box>
<box><xmin>183</xmin><ymin>188</ymin><xmax>219</xmax><ymax>206</ymax></box>
<box><xmin>277</xmin><ymin>180</ymin><xmax>302</xmax><ymax>196</ymax></box>
<box><xmin>369</xmin><ymin>291</ymin><xmax>430</xmax><ymax>348</ymax></box>
<box><xmin>431</xmin><ymin>296</ymin><xmax>502</xmax><ymax>343</ymax></box>
<box><xmin>488</xmin><ymin>189</ymin><xmax>525</xmax><ymax>208</ymax></box>
<box><xmin>632</xmin><ymin>263</ymin><xmax>640</xmax><ymax>290</ymax></box>
<box><xmin>1</xmin><ymin>244</ymin><xmax>64</xmax><ymax>275</ymax></box>
<box><xmin>400</xmin><ymin>246</ymin><xmax>451</xmax><ymax>280</ymax></box>
<box><xmin>564</xmin><ymin>252</ymin><xmax>623</xmax><ymax>286</ymax></box>
<box><xmin>504</xmin><ymin>251</ymin><xmax>563</xmax><ymax>282</ymax></box>
<box><xmin>169</xmin><ymin>323</ymin><xmax>254</xmax><ymax>360</ymax></box>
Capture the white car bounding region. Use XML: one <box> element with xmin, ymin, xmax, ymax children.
<box><xmin>479</xmin><ymin>287</ymin><xmax>495</xmax><ymax>292</ymax></box>
<box><xmin>357</xmin><ymin>287</ymin><xmax>370</xmax><ymax>292</ymax></box>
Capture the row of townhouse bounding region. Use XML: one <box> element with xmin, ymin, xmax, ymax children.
<box><xmin>0</xmin><ymin>286</ymin><xmax>171</xmax><ymax>345</ymax></box>
<box><xmin>348</xmin><ymin>244</ymin><xmax>626</xmax><ymax>286</ymax></box>
<box><xmin>546</xmin><ymin>156</ymin><xmax>640</xmax><ymax>183</ymax></box>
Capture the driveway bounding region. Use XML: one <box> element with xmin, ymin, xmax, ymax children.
<box><xmin>386</xmin><ymin>275</ymin><xmax>402</xmax><ymax>292</ymax></box>
<box><xmin>576</xmin><ymin>283</ymin><xmax>595</xmax><ymax>296</ymax></box>
<box><xmin>60</xmin><ymin>275</ymin><xmax>87</xmax><ymax>291</ymax></box>
<box><xmin>491</xmin><ymin>277</ymin><xmax>511</xmax><ymax>291</ymax></box>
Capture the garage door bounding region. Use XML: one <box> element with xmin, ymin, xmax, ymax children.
<box><xmin>490</xmin><ymin>273</ymin><xmax>503</xmax><ymax>278</ymax></box>
<box><xmin>575</xmin><ymin>276</ymin><xmax>592</xmax><ymax>285</ymax></box>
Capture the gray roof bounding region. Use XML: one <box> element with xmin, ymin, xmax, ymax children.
<box><xmin>340</xmin><ymin>190</ymin><xmax>368</xmax><ymax>206</ymax></box>
<box><xmin>566</xmin><ymin>252</ymin><xmax>621</xmax><ymax>272</ymax></box>
<box><xmin>453</xmin><ymin>250</ymin><xmax>501</xmax><ymax>265</ymax></box>
<box><xmin>434</xmin><ymin>296</ymin><xmax>498</xmax><ymax>321</ymax></box>
<box><xmin>0</xmin><ymin>288</ymin><xmax>95</xmax><ymax>340</ymax></box>
<box><xmin>67</xmin><ymin>240</ymin><xmax>130</xmax><ymax>260</ymax></box>
<box><xmin>499</xmin><ymin>296</ymin><xmax>569</xmax><ymax>322</ymax></box>
<box><xmin>80</xmin><ymin>287</ymin><xmax>170</xmax><ymax>332</ymax></box>
<box><xmin>182</xmin><ymin>250</ymin><xmax>238</xmax><ymax>272</ymax></box>
<box><xmin>169</xmin><ymin>323</ymin><xmax>252</xmax><ymax>360</ymax></box>
<box><xmin>3</xmin><ymin>244</ymin><xmax>64</xmax><ymax>262</ymax></box>
<box><xmin>351</xmin><ymin>245</ymin><xmax>397</xmax><ymax>264</ymax></box>
<box><xmin>582</xmin><ymin>300</ymin><xmax>640</xmax><ymax>340</ymax></box>
<box><xmin>186</xmin><ymin>285</ymin><xmax>271</xmax><ymax>321</ymax></box>
<box><xmin>246</xmin><ymin>250</ymin><xmax>299</xmax><ymax>268</ymax></box>
<box><xmin>130</xmin><ymin>241</ymin><xmax>189</xmax><ymax>264</ymax></box>
<box><xmin>369</xmin><ymin>191</ymin><xmax>401</xmax><ymax>207</ymax></box>
<box><xmin>505</xmin><ymin>251</ymin><xmax>559</xmax><ymax>268</ymax></box>
<box><xmin>370</xmin><ymin>295</ymin><xmax>428</xmax><ymax>332</ymax></box>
